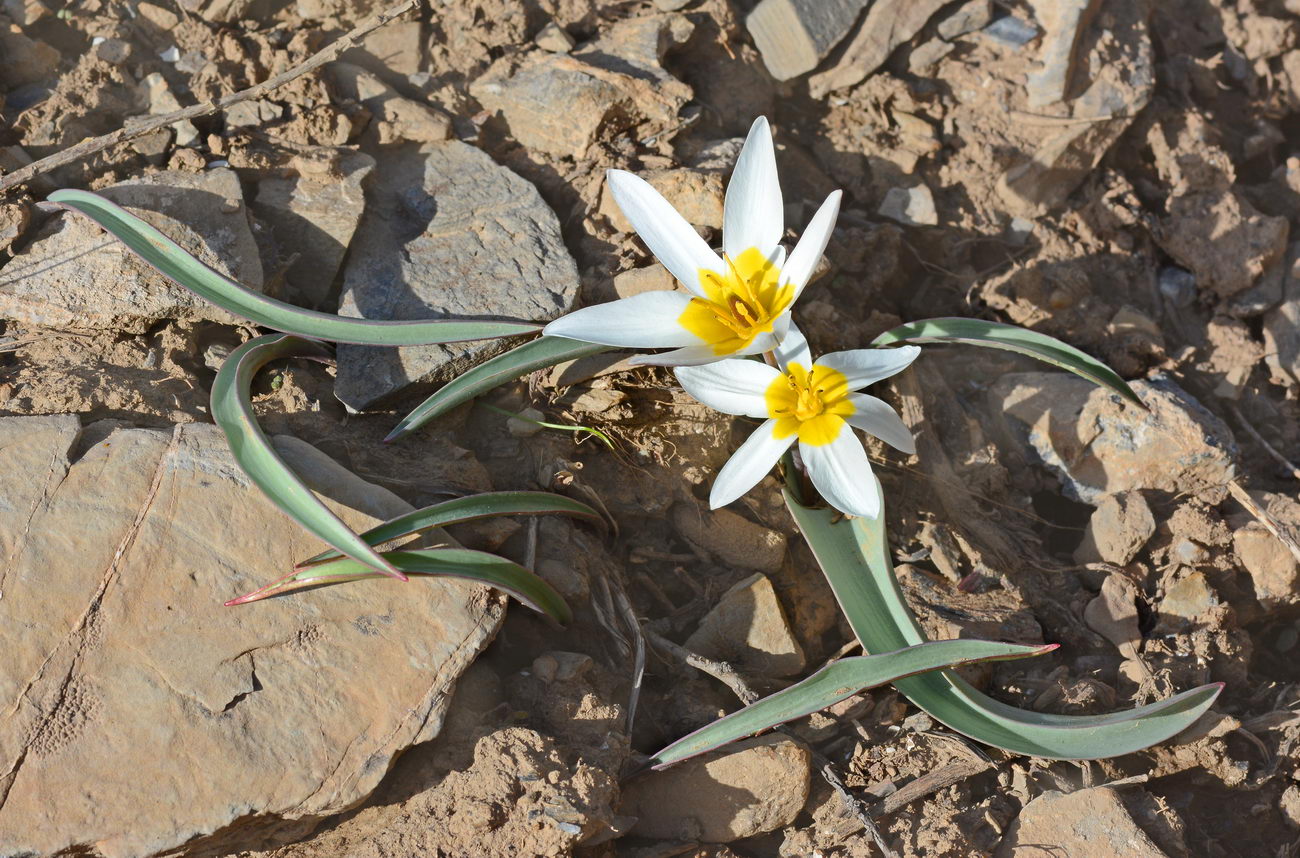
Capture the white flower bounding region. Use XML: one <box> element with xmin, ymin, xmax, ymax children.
<box><xmin>543</xmin><ymin>116</ymin><xmax>842</xmax><ymax>366</ymax></box>
<box><xmin>675</xmin><ymin>329</ymin><xmax>920</xmax><ymax>518</ymax></box>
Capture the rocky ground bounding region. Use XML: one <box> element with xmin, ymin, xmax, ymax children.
<box><xmin>2</xmin><ymin>0</ymin><xmax>1300</xmax><ymax>855</ymax></box>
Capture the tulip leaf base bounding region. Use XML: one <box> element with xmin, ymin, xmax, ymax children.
<box><xmin>214</xmin><ymin>334</ymin><xmax>579</xmax><ymax>622</ymax></box>
<box><xmin>786</xmin><ymin>488</ymin><xmax>1222</xmax><ymax>759</ymax></box>
<box><xmin>227</xmin><ymin>548</ymin><xmax>572</xmax><ymax>624</ymax></box>
<box><xmin>212</xmin><ymin>333</ymin><xmax>407</xmax><ymax>580</ymax></box>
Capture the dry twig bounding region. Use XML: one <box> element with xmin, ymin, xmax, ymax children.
<box><xmin>0</xmin><ymin>0</ymin><xmax>421</xmax><ymax>195</ymax></box>
<box><xmin>1227</xmin><ymin>480</ymin><xmax>1300</xmax><ymax>565</ymax></box>
<box><xmin>1228</xmin><ymin>403</ymin><xmax>1300</xmax><ymax>481</ymax></box>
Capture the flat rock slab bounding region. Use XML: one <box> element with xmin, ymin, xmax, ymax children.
<box><xmin>251</xmin><ymin>147</ymin><xmax>375</xmax><ymax>308</ymax></box>
<box><xmin>746</xmin><ymin>0</ymin><xmax>870</xmax><ymax>81</ymax></box>
<box><xmin>334</xmin><ymin>141</ymin><xmax>578</xmax><ymax>411</ymax></box>
<box><xmin>0</xmin><ymin>168</ymin><xmax>264</xmax><ymax>332</ymax></box>
<box><xmin>996</xmin><ymin>786</ymin><xmax>1182</xmax><ymax>857</ymax></box>
<box><xmin>621</xmin><ymin>734</ymin><xmax>811</xmax><ymax>842</ymax></box>
<box><xmin>0</xmin><ymin>416</ymin><xmax>503</xmax><ymax>857</ymax></box>
<box><xmin>471</xmin><ymin>14</ymin><xmax>693</xmax><ymax>158</ymax></box>
<box><xmin>993</xmin><ymin>372</ymin><xmax>1237</xmax><ymax>505</ymax></box>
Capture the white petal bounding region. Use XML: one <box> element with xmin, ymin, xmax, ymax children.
<box><xmin>723</xmin><ymin>116</ymin><xmax>783</xmax><ymax>260</ymax></box>
<box><xmin>711</xmin><ymin>419</ymin><xmax>795</xmax><ymax>508</ymax></box>
<box><xmin>772</xmin><ymin>311</ymin><xmax>792</xmax><ymax>340</ymax></box>
<box><xmin>675</xmin><ymin>359</ymin><xmax>780</xmax><ymax>417</ymax></box>
<box><xmin>846</xmin><ymin>394</ymin><xmax>915</xmax><ymax>454</ymax></box>
<box><xmin>817</xmin><ymin>345</ymin><xmax>921</xmax><ymax>389</ymax></box>
<box><xmin>542</xmin><ymin>291</ymin><xmax>698</xmax><ymax>348</ymax></box>
<box><xmin>733</xmin><ymin>330</ymin><xmax>781</xmax><ymax>357</ymax></box>
<box><xmin>629</xmin><ymin>344</ymin><xmax>726</xmax><ymax>367</ymax></box>
<box><xmin>783</xmin><ymin>190</ymin><xmax>841</xmax><ymax>298</ymax></box>
<box><xmin>608</xmin><ymin>169</ymin><xmax>723</xmax><ymax>298</ymax></box>
<box><xmin>773</xmin><ymin>322</ymin><xmax>811</xmax><ymax>370</ymax></box>
<box><xmin>801</xmin><ymin>432</ymin><xmax>880</xmax><ymax>518</ymax></box>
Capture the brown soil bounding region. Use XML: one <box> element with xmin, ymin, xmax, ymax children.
<box><xmin>4</xmin><ymin>0</ymin><xmax>1300</xmax><ymax>856</ymax></box>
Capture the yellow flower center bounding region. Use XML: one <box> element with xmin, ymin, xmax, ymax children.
<box><xmin>678</xmin><ymin>247</ymin><xmax>796</xmax><ymax>356</ymax></box>
<box><xmin>764</xmin><ymin>362</ymin><xmax>855</xmax><ymax>447</ymax></box>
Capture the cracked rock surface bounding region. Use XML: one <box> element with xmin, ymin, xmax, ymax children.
<box><xmin>0</xmin><ymin>416</ymin><xmax>503</xmax><ymax>858</ymax></box>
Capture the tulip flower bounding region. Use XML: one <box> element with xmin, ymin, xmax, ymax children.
<box><xmin>543</xmin><ymin>116</ymin><xmax>842</xmax><ymax>366</ymax></box>
<box><xmin>675</xmin><ymin>330</ymin><xmax>920</xmax><ymax>518</ymax></box>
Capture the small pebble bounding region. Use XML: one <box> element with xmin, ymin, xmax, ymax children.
<box><xmin>982</xmin><ymin>15</ymin><xmax>1039</xmax><ymax>46</ymax></box>
<box><xmin>1159</xmin><ymin>266</ymin><xmax>1197</xmax><ymax>307</ymax></box>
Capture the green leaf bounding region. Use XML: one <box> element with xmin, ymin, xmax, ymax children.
<box><xmin>297</xmin><ymin>490</ymin><xmax>601</xmax><ymax>569</ymax></box>
<box><xmin>652</xmin><ymin>639</ymin><xmax>1055</xmax><ymax>768</ymax></box>
<box><xmin>871</xmin><ymin>317</ymin><xmax>1144</xmax><ymax>408</ymax></box>
<box><xmin>226</xmin><ymin>548</ymin><xmax>572</xmax><ymax>624</ymax></box>
<box><xmin>49</xmin><ymin>189</ymin><xmax>541</xmax><ymax>346</ymax></box>
<box><xmin>786</xmin><ymin>488</ymin><xmax>1223</xmax><ymax>760</ymax></box>
<box><xmin>385</xmin><ymin>335</ymin><xmax>610</xmax><ymax>442</ymax></box>
<box><xmin>212</xmin><ymin>333</ymin><xmax>405</xmax><ymax>580</ymax></box>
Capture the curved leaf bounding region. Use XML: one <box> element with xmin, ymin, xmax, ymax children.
<box><xmin>212</xmin><ymin>333</ymin><xmax>405</xmax><ymax>580</ymax></box>
<box><xmin>298</xmin><ymin>490</ymin><xmax>601</xmax><ymax>569</ymax></box>
<box><xmin>49</xmin><ymin>189</ymin><xmax>541</xmax><ymax>346</ymax></box>
<box><xmin>226</xmin><ymin>547</ymin><xmax>572</xmax><ymax>624</ymax></box>
<box><xmin>385</xmin><ymin>335</ymin><xmax>610</xmax><ymax>442</ymax></box>
<box><xmin>653</xmin><ymin>639</ymin><xmax>1056</xmax><ymax>768</ymax></box>
<box><xmin>786</xmin><ymin>487</ymin><xmax>1223</xmax><ymax>760</ymax></box>
<box><xmin>871</xmin><ymin>317</ymin><xmax>1144</xmax><ymax>408</ymax></box>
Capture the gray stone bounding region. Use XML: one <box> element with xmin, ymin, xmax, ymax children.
<box><xmin>472</xmin><ymin>14</ymin><xmax>693</xmax><ymax>157</ymax></box>
<box><xmin>996</xmin><ymin>787</ymin><xmax>1182</xmax><ymax>858</ymax></box>
<box><xmin>685</xmin><ymin>573</ymin><xmax>806</xmax><ymax>678</ymax></box>
<box><xmin>993</xmin><ymin>372</ymin><xmax>1237</xmax><ymax>505</ymax></box>
<box><xmin>94</xmin><ymin>37</ymin><xmax>132</xmax><ymax>65</ymax></box>
<box><xmin>938</xmin><ymin>0</ymin><xmax>992</xmax><ymax>40</ymax></box>
<box><xmin>0</xmin><ymin>169</ymin><xmax>263</xmax><ymax>332</ymax></box>
<box><xmin>252</xmin><ymin>147</ymin><xmax>375</xmax><ymax>308</ymax></box>
<box><xmin>1075</xmin><ymin>491</ymin><xmax>1157</xmax><ymax>565</ymax></box>
<box><xmin>1025</xmin><ymin>0</ymin><xmax>1104</xmax><ymax>108</ymax></box>
<box><xmin>4</xmin><ymin>0</ymin><xmax>50</xmax><ymax>25</ymax></box>
<box><xmin>534</xmin><ymin>21</ymin><xmax>575</xmax><ymax>53</ymax></box>
<box><xmin>573</xmin><ymin>12</ymin><xmax>694</xmax><ymax>110</ymax></box>
<box><xmin>745</xmin><ymin>0</ymin><xmax>870</xmax><ymax>81</ymax></box>
<box><xmin>598</xmin><ymin>167</ymin><xmax>723</xmax><ymax>233</ymax></box>
<box><xmin>1155</xmin><ymin>188</ymin><xmax>1289</xmax><ymax>299</ymax></box>
<box><xmin>621</xmin><ymin>735</ymin><xmax>811</xmax><ymax>842</ymax></box>
<box><xmin>983</xmin><ymin>14</ymin><xmax>1040</xmax><ymax>46</ymax></box>
<box><xmin>909</xmin><ymin>38</ymin><xmax>955</xmax><ymax>74</ymax></box>
<box><xmin>471</xmin><ymin>54</ymin><xmax>630</xmax><ymax>157</ymax></box>
<box><xmin>1158</xmin><ymin>266</ymin><xmax>1197</xmax><ymax>307</ymax></box>
<box><xmin>879</xmin><ymin>184</ymin><xmax>938</xmax><ymax>226</ymax></box>
<box><xmin>224</xmin><ymin>99</ymin><xmax>283</xmax><ymax>128</ymax></box>
<box><xmin>808</xmin><ymin>0</ymin><xmax>950</xmax><ymax>96</ymax></box>
<box><xmin>0</xmin><ymin>202</ymin><xmax>29</xmax><ymax>254</ymax></box>
<box><xmin>176</xmin><ymin>0</ymin><xmax>256</xmax><ymax>23</ymax></box>
<box><xmin>334</xmin><ymin>142</ymin><xmax>579</xmax><ymax>410</ymax></box>
<box><xmin>0</xmin><ymin>417</ymin><xmax>503</xmax><ymax>857</ymax></box>
<box><xmin>996</xmin><ymin>1</ymin><xmax>1151</xmax><ymax>216</ymax></box>
<box><xmin>327</xmin><ymin>63</ymin><xmax>452</xmax><ymax>145</ymax></box>
<box><xmin>1232</xmin><ymin>492</ymin><xmax>1300</xmax><ymax>614</ymax></box>
<box><xmin>0</xmin><ymin>31</ymin><xmax>58</xmax><ymax>90</ymax></box>
<box><xmin>141</xmin><ymin>72</ymin><xmax>199</xmax><ymax>146</ymax></box>
<box><xmin>1265</xmin><ymin>244</ymin><xmax>1300</xmax><ymax>385</ymax></box>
